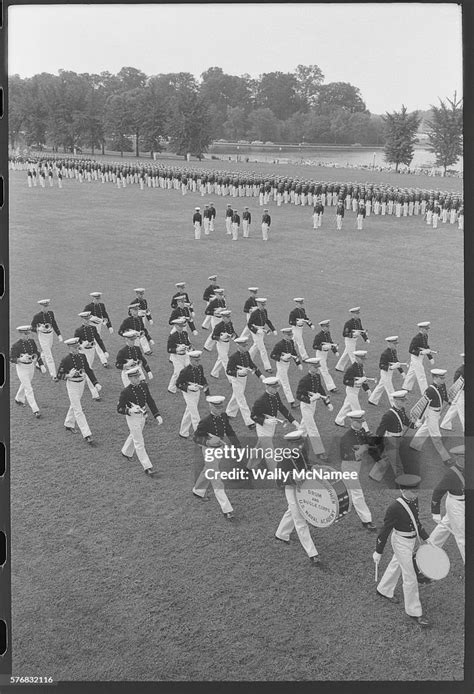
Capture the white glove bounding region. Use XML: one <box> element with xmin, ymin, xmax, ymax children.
<box><xmin>272</xmin><ymin>331</ymin><xmax>278</xmax><ymax>336</ymax></box>
<box><xmin>389</xmin><ymin>363</ymin><xmax>399</xmax><ymax>370</ymax></box>
<box><xmin>192</xmin><ymin>330</ymin><xmax>198</xmax><ymax>336</ymax></box>
<box><xmin>297</xmin><ymin>364</ymin><xmax>303</xmax><ymax>371</ymax></box>
<box><xmin>96</xmin><ymin>383</ymin><xmax>102</xmax><ymax>392</ymax></box>
<box><xmin>156</xmin><ymin>415</ymin><xmax>163</xmax><ymax>425</ymax></box>
<box><xmin>355</xmin><ymin>377</ymin><xmax>367</xmax><ymax>386</ymax></box>
<box><xmin>432</xmin><ymin>514</ymin><xmax>442</xmax><ymax>523</ymax></box>
<box><xmin>366</xmin><ymin>339</ymin><xmax>370</xmax><ymax>344</ymax></box>
<box><xmin>373</xmin><ymin>552</ymin><xmax>382</xmax><ymax>564</ymax></box>
<box><xmin>259</xmin><ymin>375</ymin><xmax>265</xmax><ymax>381</ymax></box>
<box><xmin>335</xmin><ymin>352</ymin><xmax>340</xmax><ymax>357</ymax></box>
<box><xmin>149</xmin><ymin>320</ymin><xmax>154</xmax><ymax>326</ymax></box>
<box><xmin>109</xmin><ymin>327</ymin><xmax>114</xmax><ymax>334</ymax></box>
<box><xmin>311</xmin><ymin>325</ymin><xmax>315</xmax><ymax>331</ymax></box>
<box><xmin>327</xmin><ymin>404</ymin><xmax>334</xmax><ymax>412</ymax></box>
<box><xmin>425</xmin><ymin>537</ymin><xmax>435</xmax><ymax>546</ymax></box>
<box><xmin>414</xmin><ymin>419</ymin><xmax>422</xmax><ymax>429</ymax></box>
<box><xmin>40</xmin><ymin>365</ymin><xmax>47</xmax><ymax>374</ymax></box>
<box><xmin>431</xmin><ymin>358</ymin><xmax>435</xmax><ymax>366</ymax></box>
<box><xmin>148</xmin><ymin>372</ymin><xmax>153</xmax><ymax>380</ymax></box>
<box><xmin>104</xmin><ymin>352</ymin><xmax>109</xmax><ymax>359</ymax></box>
<box><xmin>366</xmin><ymin>389</ymin><xmax>372</xmax><ymax>397</ymax></box>
<box><xmin>293</xmin><ymin>420</ymin><xmax>300</xmax><ymax>429</ymax></box>
<box><xmin>149</xmin><ymin>340</ymin><xmax>155</xmax><ymax>346</ymax></box>
<box><xmin>58</xmin><ymin>335</ymin><xmax>63</xmax><ymax>342</ymax></box>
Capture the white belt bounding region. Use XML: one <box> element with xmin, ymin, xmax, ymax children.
<box><xmin>394</xmin><ymin>530</ymin><xmax>417</xmax><ymax>538</ymax></box>
<box><xmin>428</xmin><ymin>407</ymin><xmax>441</xmax><ymax>412</ymax></box>
<box><xmin>448</xmin><ymin>493</ymin><xmax>465</xmax><ymax>501</ymax></box>
<box><xmin>385</xmin><ymin>432</ymin><xmax>402</xmax><ymax>438</ymax></box>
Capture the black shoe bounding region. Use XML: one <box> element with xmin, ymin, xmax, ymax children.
<box><xmin>203</xmin><ymin>347</ymin><xmax>212</xmax><ymax>352</ymax></box>
<box><xmin>247</xmin><ymin>423</ymin><xmax>256</xmax><ymax>430</ymax></box>
<box><xmin>102</xmin><ymin>363</ymin><xmax>109</xmax><ymax>368</ymax></box>
<box><xmin>368</xmin><ymin>401</ymin><xmax>377</xmax><ymax>407</ymax></box>
<box><xmin>290</xmin><ymin>402</ymin><xmax>300</xmax><ymax>409</ymax></box>
<box><xmin>265</xmin><ymin>368</ymin><xmax>273</xmax><ymax>373</ymax></box>
<box><xmin>410</xmin><ymin>615</ymin><xmax>430</xmax><ymax>628</ymax></box>
<box><xmin>85</xmin><ymin>435</ymin><xmax>93</xmax><ymax>444</ymax></box>
<box><xmin>329</xmin><ymin>388</ymin><xmax>338</xmax><ymax>393</ymax></box>
<box><xmin>65</xmin><ymin>426</ymin><xmax>77</xmax><ymax>434</ymax></box>
<box><xmin>167</xmin><ymin>389</ymin><xmax>177</xmax><ymax>395</ymax></box>
<box><xmin>335</xmin><ymin>367</ymin><xmax>344</xmax><ymax>372</ymax></box>
<box><xmin>192</xmin><ymin>491</ymin><xmax>209</xmax><ymax>501</ymax></box>
<box><xmin>309</xmin><ymin>555</ymin><xmax>321</xmax><ymax>564</ymax></box>
<box><xmin>363</xmin><ymin>521</ymin><xmax>377</xmax><ymax>532</ymax></box>
<box><xmin>179</xmin><ymin>434</ymin><xmax>189</xmax><ymax>439</ymax></box>
<box><xmin>34</xmin><ymin>411</ymin><xmax>41</xmax><ymax>419</ymax></box>
<box><xmin>210</xmin><ymin>374</ymin><xmax>219</xmax><ymax>379</ymax></box>
<box><xmin>15</xmin><ymin>399</ymin><xmax>26</xmax><ymax>407</ymax></box>
<box><xmin>224</xmin><ymin>512</ymin><xmax>235</xmax><ymax>520</ymax></box>
<box><xmin>275</xmin><ymin>535</ymin><xmax>290</xmax><ymax>545</ymax></box>
<box><xmin>121</xmin><ymin>452</ymin><xmax>133</xmax><ymax>460</ymax></box>
<box><xmin>334</xmin><ymin>421</ymin><xmax>345</xmax><ymax>427</ymax></box>
<box><xmin>144</xmin><ymin>468</ymin><xmax>158</xmax><ymax>476</ymax></box>
<box><xmin>52</xmin><ymin>376</ymin><xmax>59</xmax><ymax>382</ymax></box>
<box><xmin>376</xmin><ymin>590</ymin><xmax>400</xmax><ymax>604</ymax></box>
<box><xmin>93</xmin><ymin>397</ymin><xmax>102</xmax><ymax>402</ymax></box>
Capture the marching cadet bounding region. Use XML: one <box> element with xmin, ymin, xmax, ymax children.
<box><xmin>74</xmin><ymin>312</ymin><xmax>108</xmax><ymax>400</ymax></box>
<box><xmin>31</xmin><ymin>298</ymin><xmax>63</xmax><ymax>380</ymax></box>
<box><xmin>261</xmin><ymin>209</ymin><xmax>271</xmax><ymax>241</ymax></box>
<box><xmin>209</xmin><ymin>309</ymin><xmax>237</xmax><ymax>379</ymax></box>
<box><xmin>429</xmin><ymin>445</ymin><xmax>465</xmax><ymax>563</ymax></box>
<box><xmin>203</xmin><ymin>204</ymin><xmax>212</xmax><ymax>235</ymax></box>
<box><xmin>167</xmin><ymin>317</ymin><xmax>192</xmax><ymax>394</ymax></box>
<box><xmin>231</xmin><ymin>208</ymin><xmax>241</xmax><ymax>241</ymax></box>
<box><xmin>402</xmin><ymin>321</ymin><xmax>435</xmax><ymax>394</ymax></box>
<box><xmin>10</xmin><ymin>325</ymin><xmax>46</xmax><ymax>417</ymax></box>
<box><xmin>225</xmin><ymin>203</ymin><xmax>234</xmax><ymax>235</ymax></box>
<box><xmin>296</xmin><ymin>357</ymin><xmax>333</xmax><ymax>460</ymax></box>
<box><xmin>432</xmin><ymin>200</ymin><xmax>441</xmax><ymax>229</ymax></box>
<box><xmin>368</xmin><ymin>336</ymin><xmax>405</xmax><ymax>407</ymax></box>
<box><xmin>312</xmin><ymin>319</ymin><xmax>338</xmax><ymax>393</ymax></box>
<box><xmin>356</xmin><ymin>199</ymin><xmax>366</xmax><ymax>230</ymax></box>
<box><xmin>240</xmin><ymin>286</ymin><xmax>259</xmax><ymax>339</ymax></box>
<box><xmin>201</xmin><ymin>274</ymin><xmax>219</xmax><ymax>330</ymax></box>
<box><xmin>335</xmin><ymin>306</ymin><xmax>370</xmax><ymax>372</ymax></box>
<box><xmin>457</xmin><ymin>204</ymin><xmax>464</xmax><ymax>230</ymax></box>
<box><xmin>203</xmin><ymin>288</ymin><xmax>227</xmax><ymax>351</ymax></box>
<box><xmin>192</xmin><ymin>395</ymin><xmax>241</xmax><ymax>519</ymax></box>
<box><xmin>171</xmin><ymin>282</ymin><xmax>193</xmax><ymax>312</ymax></box>
<box><xmin>115</xmin><ymin>330</ymin><xmax>152</xmax><ymax>386</ymax></box>
<box><xmin>339</xmin><ymin>410</ymin><xmax>377</xmax><ymax>531</ymax></box>
<box><xmin>130</xmin><ymin>288</ymin><xmax>153</xmax><ymax>326</ymax></box>
<box><xmin>193</xmin><ymin>206</ymin><xmax>202</xmax><ymax>240</ymax></box>
<box><xmin>440</xmin><ymin>353</ymin><xmax>464</xmax><ymax>432</ymax></box>
<box><xmin>275</xmin><ymin>430</ymin><xmax>321</xmax><ymax>564</ymax></box>
<box><xmin>248</xmin><ymin>297</ymin><xmax>277</xmax><ymax>372</ymax></box>
<box><xmin>242</xmin><ymin>207</ymin><xmax>252</xmax><ymax>237</ymax></box>
<box><xmin>209</xmin><ymin>202</ymin><xmax>216</xmax><ymax>232</ymax></box>
<box><xmin>288</xmin><ymin>297</ymin><xmax>315</xmax><ymax>360</ymax></box>
<box><xmin>373</xmin><ymin>474</ymin><xmax>432</xmax><ymax>628</ymax></box>
<box><xmin>57</xmin><ymin>337</ymin><xmax>101</xmax><ymax>443</ymax></box>
<box><xmin>409</xmin><ymin>368</ymin><xmax>453</xmax><ymax>464</ymax></box>
<box><xmin>176</xmin><ymin>350</ymin><xmax>210</xmax><ymax>439</ymax></box>
<box><xmin>83</xmin><ymin>291</ymin><xmax>114</xmax><ymax>367</ymax></box>
<box><xmin>226</xmin><ymin>336</ymin><xmax>263</xmax><ymax>428</ymax></box>
<box><xmin>250</xmin><ymin>377</ymin><xmax>300</xmax><ymax>472</ymax></box>
<box><xmin>335</xmin><ymin>197</ymin><xmax>345</xmax><ymax>230</ymax></box>
<box><xmin>117</xmin><ymin>366</ymin><xmax>163</xmax><ymax>476</ymax></box>
<box><xmin>335</xmin><ymin>351</ymin><xmax>372</xmax><ymax>428</ymax></box>
<box><xmin>312</xmin><ymin>197</ymin><xmax>324</xmax><ymax>229</ymax></box>
<box><xmin>270</xmin><ymin>327</ymin><xmax>302</xmax><ymax>409</ymax></box>
<box><xmin>369</xmin><ymin>390</ymin><xmax>417</xmax><ymax>481</ymax></box>
<box><xmin>169</xmin><ymin>294</ymin><xmax>198</xmax><ymax>335</ymax></box>
<box><xmin>118</xmin><ymin>303</ymin><xmax>154</xmax><ymax>355</ymax></box>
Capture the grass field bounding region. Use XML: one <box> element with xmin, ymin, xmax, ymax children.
<box><xmin>9</xmin><ymin>164</ymin><xmax>464</xmax><ymax>682</ymax></box>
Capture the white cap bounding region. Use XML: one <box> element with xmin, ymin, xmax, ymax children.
<box><xmin>206</xmin><ymin>395</ymin><xmax>225</xmax><ymax>404</ymax></box>
<box><xmin>417</xmin><ymin>321</ymin><xmax>430</xmax><ymax>328</ymax></box>
<box><xmin>17</xmin><ymin>325</ymin><xmax>32</xmax><ymax>332</ymax></box>
<box><xmin>134</xmin><ymin>288</ymin><xmax>146</xmax><ymax>293</ymax></box>
<box><xmin>123</xmin><ymin>330</ymin><xmax>139</xmax><ymax>339</ymax></box>
<box><xmin>90</xmin><ymin>292</ymin><xmax>102</xmax><ymax>297</ymax></box>
<box><xmin>262</xmin><ymin>377</ymin><xmax>280</xmax><ymax>386</ymax></box>
<box><xmin>256</xmin><ymin>297</ymin><xmax>267</xmax><ymax>303</ymax></box>
<box><xmin>319</xmin><ymin>319</ymin><xmax>330</xmax><ymax>326</ymax></box>
<box><xmin>175</xmin><ymin>295</ymin><xmax>187</xmax><ymax>301</ymax></box>
<box><xmin>64</xmin><ymin>337</ymin><xmax>80</xmax><ymax>345</ymax></box>
<box><xmin>195</xmin><ymin>206</ymin><xmax>200</xmax><ymax>211</ymax></box>
<box><xmin>175</xmin><ymin>282</ymin><xmax>186</xmax><ymax>287</ymax></box>
<box><xmin>305</xmin><ymin>357</ymin><xmax>321</xmax><ymax>365</ymax></box>
<box><xmin>347</xmin><ymin>410</ymin><xmax>366</xmax><ymax>419</ymax></box>
<box><xmin>234</xmin><ymin>336</ymin><xmax>249</xmax><ymax>343</ymax></box>
<box><xmin>354</xmin><ymin>350</ymin><xmax>368</xmax><ymax>358</ymax></box>
<box><xmin>349</xmin><ymin>307</ymin><xmax>361</xmax><ymax>313</ymax></box>
<box><xmin>188</xmin><ymin>350</ymin><xmax>202</xmax><ymax>358</ymax></box>
<box><xmin>431</xmin><ymin>369</ymin><xmax>447</xmax><ymax>376</ymax></box>
<box><xmin>37</xmin><ymin>299</ymin><xmax>50</xmax><ymax>305</ymax></box>
<box><xmin>208</xmin><ymin>275</ymin><xmax>217</xmax><ymax>280</ymax></box>
<box><xmin>128</xmin><ymin>303</ymin><xmax>140</xmax><ymax>310</ymax></box>
<box><xmin>125</xmin><ymin>367</ymin><xmax>141</xmax><ymax>377</ymax></box>
<box><xmin>281</xmin><ymin>327</ymin><xmax>293</xmax><ymax>334</ymax></box>
<box><xmin>88</xmin><ymin>315</ymin><xmax>102</xmax><ymax>325</ymax></box>
<box><xmin>385</xmin><ymin>335</ymin><xmax>399</xmax><ymax>342</ymax></box>
<box><xmin>392</xmin><ymin>390</ymin><xmax>408</xmax><ymax>399</ymax></box>
<box><xmin>78</xmin><ymin>311</ymin><xmax>91</xmax><ymax>318</ymax></box>
<box><xmin>248</xmin><ymin>287</ymin><xmax>259</xmax><ymax>292</ymax></box>
<box><xmin>214</xmin><ymin>288</ymin><xmax>225</xmax><ymax>294</ymax></box>
<box><xmin>293</xmin><ymin>297</ymin><xmax>304</xmax><ymax>303</ymax></box>
<box><xmin>172</xmin><ymin>317</ymin><xmax>187</xmax><ymax>325</ymax></box>
<box><xmin>283</xmin><ymin>430</ymin><xmax>306</xmax><ymax>440</ymax></box>
<box><xmin>220</xmin><ymin>309</ymin><xmax>232</xmax><ymax>317</ymax></box>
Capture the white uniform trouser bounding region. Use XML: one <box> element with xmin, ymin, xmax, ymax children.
<box><xmin>402</xmin><ymin>354</ymin><xmax>427</xmax><ymax>394</ymax></box>
<box><xmin>121</xmin><ymin>366</ymin><xmax>146</xmax><ymax>387</ymax></box>
<box><xmin>211</xmin><ymin>340</ymin><xmax>230</xmax><ymax>377</ymax></box>
<box><xmin>203</xmin><ymin>218</ymin><xmax>210</xmax><ymax>234</ymax></box>
<box><xmin>276</xmin><ymin>486</ymin><xmax>318</xmax><ymax>557</ymax></box>
<box><xmin>292</xmin><ymin>325</ymin><xmax>308</xmax><ymax>360</ymax></box>
<box><xmin>179</xmin><ymin>389</ymin><xmax>201</xmax><ymax>436</ymax></box>
<box><xmin>368</xmin><ymin>369</ymin><xmax>395</xmax><ymax>405</ymax></box>
<box><xmin>168</xmin><ymin>353</ymin><xmax>189</xmax><ymax>392</ymax></box>
<box><xmin>94</xmin><ymin>321</ymin><xmax>108</xmax><ymax>365</ymax></box>
<box><xmin>335</xmin><ymin>387</ymin><xmax>369</xmax><ymax>428</ymax></box>
<box><xmin>262</xmin><ymin>223</ymin><xmax>269</xmax><ymax>241</ymax></box>
<box><xmin>239</xmin><ymin>313</ymin><xmax>252</xmax><ymax>339</ymax></box>
<box><xmin>336</xmin><ymin>214</ymin><xmax>343</xmax><ymax>230</ymax></box>
<box><xmin>249</xmin><ymin>330</ymin><xmax>271</xmax><ymax>370</ymax></box>
<box><xmin>64</xmin><ymin>379</ymin><xmax>91</xmax><ymax>437</ymax></box>
<box><xmin>356</xmin><ymin>214</ymin><xmax>364</xmax><ymax>230</ymax></box>
<box><xmin>432</xmin><ymin>213</ymin><xmax>439</xmax><ymax>229</ymax></box>
<box><xmin>377</xmin><ymin>532</ymin><xmax>422</xmax><ymax>617</ymax></box>
<box><xmin>299</xmin><ymin>401</ymin><xmax>325</xmax><ymax>455</ymax></box>
<box><xmin>341</xmin><ymin>459</ymin><xmax>372</xmax><ymax>523</ymax></box>
<box><xmin>429</xmin><ymin>495</ymin><xmax>465</xmax><ymax>563</ymax></box>
<box><xmin>315</xmin><ymin>349</ymin><xmax>336</xmax><ymax>391</ymax></box>
<box><xmin>440</xmin><ymin>391</ymin><xmax>464</xmax><ymax>431</ymax></box>
<box><xmin>226</xmin><ymin>375</ymin><xmax>252</xmax><ymax>425</ymax></box>
<box><xmin>255</xmin><ymin>419</ymin><xmax>277</xmax><ymax>472</ymax></box>
<box><xmin>203</xmin><ymin>316</ymin><xmax>220</xmax><ymax>351</ymax></box>
<box><xmin>275</xmin><ymin>360</ymin><xmax>295</xmax><ymax>404</ymax></box>
<box><xmin>202</xmin><ymin>310</ymin><xmax>212</xmax><ymax>330</ymax></box>
<box><xmin>225</xmin><ymin>218</ymin><xmax>232</xmax><ymax>234</ymax></box>
<box><xmin>194</xmin><ymin>222</ymin><xmax>201</xmax><ymax>240</ymax></box>
<box><xmin>15</xmin><ymin>363</ymin><xmax>39</xmax><ymax>412</ymax></box>
<box><xmin>369</xmin><ymin>434</ymin><xmax>404</xmax><ymax>480</ymax></box>
<box><xmin>410</xmin><ymin>408</ymin><xmax>451</xmax><ymax>462</ymax></box>
<box><xmin>37</xmin><ymin>330</ymin><xmax>56</xmax><ymax>377</ymax></box>
<box><xmin>79</xmin><ymin>346</ymin><xmax>100</xmax><ymax>398</ymax></box>
<box><xmin>136</xmin><ymin>334</ymin><xmax>151</xmax><ymax>355</ymax></box>
<box><xmin>335</xmin><ymin>337</ymin><xmax>357</xmax><ymax>370</ymax></box>
<box><xmin>122</xmin><ymin>413</ymin><xmax>152</xmax><ymax>470</ymax></box>
<box><xmin>193</xmin><ymin>450</ymin><xmax>233</xmax><ymax>513</ymax></box>
<box><xmin>242</xmin><ymin>220</ymin><xmax>250</xmax><ymax>237</ymax></box>
<box><xmin>231</xmin><ymin>222</ymin><xmax>239</xmax><ymax>240</ymax></box>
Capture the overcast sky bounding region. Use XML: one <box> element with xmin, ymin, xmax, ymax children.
<box><xmin>8</xmin><ymin>3</ymin><xmax>462</xmax><ymax>114</ymax></box>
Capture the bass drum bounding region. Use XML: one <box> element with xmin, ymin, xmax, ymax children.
<box><xmin>413</xmin><ymin>544</ymin><xmax>450</xmax><ymax>582</ymax></box>
<box><xmin>295</xmin><ymin>465</ymin><xmax>351</xmax><ymax>528</ymax></box>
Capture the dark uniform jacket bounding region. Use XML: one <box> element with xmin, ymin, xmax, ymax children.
<box><xmin>115</xmin><ymin>345</ymin><xmax>150</xmax><ymax>373</ymax></box>
<box><xmin>248</xmin><ymin>308</ymin><xmax>275</xmax><ymax>333</ymax></box>
<box><xmin>379</xmin><ymin>347</ymin><xmax>404</xmax><ymax>373</ymax></box>
<box><xmin>193</xmin><ymin>413</ymin><xmax>240</xmax><ymax>447</ymax></box>
<box><xmin>250</xmin><ymin>392</ymin><xmax>295</xmax><ymax>426</ymax></box>
<box><xmin>31</xmin><ymin>309</ymin><xmax>61</xmax><ymax>336</ymax></box>
<box><xmin>176</xmin><ymin>364</ymin><xmax>209</xmax><ymax>394</ymax></box>
<box><xmin>118</xmin><ymin>316</ymin><xmax>151</xmax><ymax>340</ymax></box>
<box><xmin>408</xmin><ymin>332</ymin><xmax>433</xmax><ymax>359</ymax></box>
<box><xmin>313</xmin><ymin>329</ymin><xmax>337</xmax><ymax>352</ymax></box>
<box><xmin>10</xmin><ymin>338</ymin><xmax>44</xmax><ymax>366</ymax></box>
<box><xmin>343</xmin><ymin>362</ymin><xmax>370</xmax><ymax>391</ymax></box>
<box><xmin>211</xmin><ymin>320</ymin><xmax>237</xmax><ymax>341</ymax></box>
<box><xmin>117</xmin><ymin>382</ymin><xmax>160</xmax><ymax>418</ymax></box>
<box><xmin>83</xmin><ymin>302</ymin><xmax>112</xmax><ymax>328</ymax></box>
<box><xmin>226</xmin><ymin>350</ymin><xmax>262</xmax><ymax>378</ymax></box>
<box><xmin>296</xmin><ymin>373</ymin><xmax>327</xmax><ymax>404</ymax></box>
<box><xmin>57</xmin><ymin>352</ymin><xmax>96</xmax><ymax>383</ymax></box>
<box><xmin>270</xmin><ymin>338</ymin><xmax>300</xmax><ymax>363</ymax></box>
<box><xmin>288</xmin><ymin>307</ymin><xmax>313</xmax><ymax>328</ymax></box>
<box><xmin>74</xmin><ymin>324</ymin><xmax>106</xmax><ymax>352</ymax></box>
<box><xmin>167</xmin><ymin>330</ymin><xmax>191</xmax><ymax>354</ymax></box>
<box><xmin>431</xmin><ymin>466</ymin><xmax>465</xmax><ymax>514</ymax></box>
<box><xmin>376</xmin><ymin>497</ymin><xmax>429</xmax><ymax>553</ymax></box>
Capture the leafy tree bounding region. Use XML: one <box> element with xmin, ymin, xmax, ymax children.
<box><xmin>247</xmin><ymin>107</ymin><xmax>280</xmax><ymax>142</ymax></box>
<box><xmin>8</xmin><ymin>75</ymin><xmax>27</xmax><ymax>148</ymax></box>
<box><xmin>294</xmin><ymin>64</ymin><xmax>324</xmax><ymax>109</ymax></box>
<box><xmin>382</xmin><ymin>105</ymin><xmax>421</xmax><ymax>171</ymax></box>
<box><xmin>317</xmin><ymin>82</ymin><xmax>366</xmax><ymax>114</ymax></box>
<box><xmin>139</xmin><ymin>80</ymin><xmax>168</xmax><ymax>157</ymax></box>
<box><xmin>117</xmin><ymin>66</ymin><xmax>147</xmax><ymax>91</ymax></box>
<box><xmin>222</xmin><ymin>106</ymin><xmax>248</xmax><ymax>141</ymax></box>
<box><xmin>168</xmin><ymin>89</ymin><xmax>212</xmax><ymax>157</ymax></box>
<box><xmin>426</xmin><ymin>93</ymin><xmax>463</xmax><ymax>174</ymax></box>
<box><xmin>105</xmin><ymin>93</ymin><xmax>134</xmax><ymax>157</ymax></box>
<box><xmin>256</xmin><ymin>72</ymin><xmax>302</xmax><ymax>120</ymax></box>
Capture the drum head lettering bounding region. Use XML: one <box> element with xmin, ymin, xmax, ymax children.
<box><xmin>295</xmin><ymin>478</ymin><xmax>341</xmax><ymax>528</ymax></box>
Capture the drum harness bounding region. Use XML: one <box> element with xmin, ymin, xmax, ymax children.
<box><xmin>396</xmin><ymin>497</ymin><xmax>420</xmax><ymax>540</ymax></box>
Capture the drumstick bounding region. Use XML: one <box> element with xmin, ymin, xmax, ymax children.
<box><xmin>375</xmin><ymin>563</ymin><xmax>378</xmax><ymax>582</ymax></box>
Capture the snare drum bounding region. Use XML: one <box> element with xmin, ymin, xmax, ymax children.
<box><xmin>295</xmin><ymin>465</ymin><xmax>351</xmax><ymax>528</ymax></box>
<box><xmin>413</xmin><ymin>544</ymin><xmax>450</xmax><ymax>581</ymax></box>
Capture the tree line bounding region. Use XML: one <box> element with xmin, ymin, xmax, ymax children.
<box><xmin>8</xmin><ymin>65</ymin><xmax>462</xmax><ymax>172</ymax></box>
